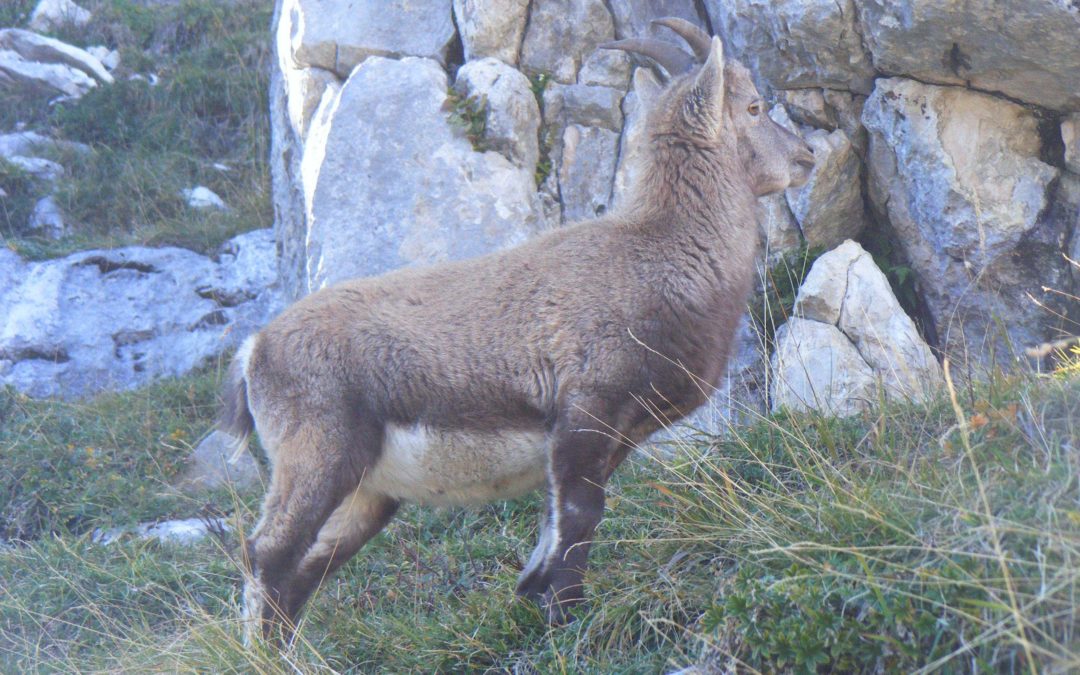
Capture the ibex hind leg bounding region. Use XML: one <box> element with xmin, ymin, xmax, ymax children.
<box><xmin>242</xmin><ymin>419</ymin><xmax>374</xmax><ymax>645</ymax></box>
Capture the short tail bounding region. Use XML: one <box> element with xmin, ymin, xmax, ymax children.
<box><xmin>220</xmin><ymin>336</ymin><xmax>256</xmax><ymax>463</ymax></box>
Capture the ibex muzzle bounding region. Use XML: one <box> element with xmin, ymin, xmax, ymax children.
<box><xmin>222</xmin><ymin>19</ymin><xmax>814</xmax><ymax>643</ymax></box>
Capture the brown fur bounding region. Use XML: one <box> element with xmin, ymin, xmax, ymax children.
<box><xmin>226</xmin><ymin>35</ymin><xmax>813</xmax><ymax>643</ymax></box>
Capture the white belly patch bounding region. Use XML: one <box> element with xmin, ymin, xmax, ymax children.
<box><xmin>364</xmin><ymin>424</ymin><xmax>550</xmax><ymax>506</ymax></box>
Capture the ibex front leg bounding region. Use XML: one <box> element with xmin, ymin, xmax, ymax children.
<box><xmin>517</xmin><ymin>416</ymin><xmax>629</xmax><ymax>624</ymax></box>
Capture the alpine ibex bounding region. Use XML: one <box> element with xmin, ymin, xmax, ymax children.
<box><xmin>223</xmin><ymin>19</ymin><xmax>814</xmax><ymax>641</ymax></box>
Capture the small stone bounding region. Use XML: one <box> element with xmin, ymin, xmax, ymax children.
<box><xmin>86</xmin><ymin>45</ymin><xmax>120</xmax><ymax>71</ymax></box>
<box><xmin>182</xmin><ymin>186</ymin><xmax>227</xmax><ymax>210</ymax></box>
<box><xmin>28</xmin><ymin>196</ymin><xmax>64</xmax><ymax>239</ymax></box>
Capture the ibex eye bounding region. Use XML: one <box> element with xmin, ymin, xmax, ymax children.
<box><xmin>747</xmin><ymin>103</ymin><xmax>762</xmax><ymax>116</ymax></box>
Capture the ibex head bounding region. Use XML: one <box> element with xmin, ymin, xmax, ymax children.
<box><xmin>604</xmin><ymin>18</ymin><xmax>814</xmax><ymax>197</ymax></box>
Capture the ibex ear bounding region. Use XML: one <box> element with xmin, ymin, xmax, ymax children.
<box><xmin>632</xmin><ymin>67</ymin><xmax>661</xmax><ymax>109</ymax></box>
<box><xmin>689</xmin><ymin>36</ymin><xmax>725</xmax><ymax>134</ymax></box>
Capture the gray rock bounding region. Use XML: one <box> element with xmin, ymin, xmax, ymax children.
<box><xmin>577</xmin><ymin>48</ymin><xmax>631</xmax><ymax>89</ymax></box>
<box><xmin>558</xmin><ymin>124</ymin><xmax>619</xmax><ymax>222</ymax></box>
<box><xmin>785</xmin><ymin>128</ymin><xmax>867</xmax><ymax>249</ymax></box>
<box><xmin>86</xmin><ymin>45</ymin><xmax>120</xmax><ymax>71</ymax></box>
<box><xmin>0</xmin><ymin>29</ymin><xmax>114</xmax><ymax>85</ymax></box>
<box><xmin>609</xmin><ymin>0</ymin><xmax>706</xmax><ymax>41</ymax></box>
<box><xmin>862</xmin><ymin>77</ymin><xmax>1063</xmax><ymax>361</ymax></box>
<box><xmin>0</xmin><ymin>48</ymin><xmax>96</xmax><ymax>98</ymax></box>
<box><xmin>453</xmin><ymin>0</ymin><xmax>529</xmax><ymax>65</ymax></box>
<box><xmin>299</xmin><ymin>57</ymin><xmax>543</xmax><ymax>291</ymax></box>
<box><xmin>282</xmin><ymin>66</ymin><xmax>339</xmax><ymax>140</ymax></box>
<box><xmin>285</xmin><ymin>0</ymin><xmax>456</xmax><ymax>77</ymax></box>
<box><xmin>858</xmin><ymin>0</ymin><xmax>1080</xmax><ymax>112</ymax></box>
<box><xmin>758</xmin><ymin>193</ymin><xmax>802</xmax><ymax>263</ymax></box>
<box><xmin>1064</xmin><ymin>114</ymin><xmax>1080</xmax><ymax>175</ymax></box>
<box><xmin>28</xmin><ymin>0</ymin><xmax>91</xmax><ymax>32</ymax></box>
<box><xmin>520</xmin><ymin>0</ymin><xmax>614</xmax><ymax>84</ymax></box>
<box><xmin>28</xmin><ymin>196</ymin><xmax>64</xmax><ymax>239</ymax></box>
<box><xmin>704</xmin><ymin>0</ymin><xmax>876</xmax><ymax>94</ymax></box>
<box><xmin>179</xmin><ymin>430</ymin><xmax>263</xmax><ymax>492</ymax></box>
<box><xmin>182</xmin><ymin>185</ymin><xmax>227</xmax><ymax>210</ymax></box>
<box><xmin>93</xmin><ymin>517</ymin><xmax>231</xmax><ymax>546</ymax></box>
<box><xmin>0</xmin><ymin>229</ymin><xmax>280</xmax><ymax>400</ymax></box>
<box><xmin>6</xmin><ymin>155</ymin><xmax>63</xmax><ymax>182</ymax></box>
<box><xmin>611</xmin><ymin>68</ymin><xmax>659</xmax><ymax>208</ymax></box>
<box><xmin>779</xmin><ymin>89</ymin><xmax>833</xmax><ymax>129</ymax></box>
<box><xmin>543</xmin><ymin>82</ymin><xmax>624</xmax><ymax>132</ymax></box>
<box><xmin>0</xmin><ymin>130</ymin><xmax>89</xmax><ymax>158</ymax></box>
<box><xmin>770</xmin><ymin>317</ymin><xmax>877</xmax><ymax>417</ymax></box>
<box><xmin>454</xmin><ymin>58</ymin><xmax>541</xmax><ymax>170</ymax></box>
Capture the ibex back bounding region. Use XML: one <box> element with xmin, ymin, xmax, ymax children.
<box><xmin>222</xmin><ymin>19</ymin><xmax>814</xmax><ymax>642</ymax></box>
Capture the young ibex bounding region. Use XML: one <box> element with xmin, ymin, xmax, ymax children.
<box><xmin>223</xmin><ymin>19</ymin><xmax>813</xmax><ymax>641</ymax></box>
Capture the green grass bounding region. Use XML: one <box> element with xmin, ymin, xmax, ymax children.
<box><xmin>0</xmin><ymin>0</ymin><xmax>272</xmax><ymax>258</ymax></box>
<box><xmin>1</xmin><ymin>362</ymin><xmax>1077</xmax><ymax>672</ymax></box>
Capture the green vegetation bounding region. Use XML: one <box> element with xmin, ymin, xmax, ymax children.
<box><xmin>2</xmin><ymin>358</ymin><xmax>1077</xmax><ymax>671</ymax></box>
<box><xmin>529</xmin><ymin>72</ymin><xmax>555</xmax><ymax>186</ymax></box>
<box><xmin>0</xmin><ymin>0</ymin><xmax>272</xmax><ymax>258</ymax></box>
<box><xmin>445</xmin><ymin>89</ymin><xmax>489</xmax><ymax>153</ymax></box>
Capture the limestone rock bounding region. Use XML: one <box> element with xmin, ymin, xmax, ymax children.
<box><xmin>577</xmin><ymin>48</ymin><xmax>631</xmax><ymax>89</ymax></box>
<box><xmin>858</xmin><ymin>0</ymin><xmax>1080</xmax><ymax>112</ymax></box>
<box><xmin>86</xmin><ymin>45</ymin><xmax>120</xmax><ymax>71</ymax></box>
<box><xmin>29</xmin><ymin>0</ymin><xmax>91</xmax><ymax>32</ymax></box>
<box><xmin>453</xmin><ymin>0</ymin><xmax>529</xmax><ymax>65</ymax></box>
<box><xmin>611</xmin><ymin>68</ymin><xmax>658</xmax><ymax>208</ymax></box>
<box><xmin>520</xmin><ymin>0</ymin><xmax>614</xmax><ymax>84</ymax></box>
<box><xmin>28</xmin><ymin>196</ymin><xmax>64</xmax><ymax>239</ymax></box>
<box><xmin>558</xmin><ymin>124</ymin><xmax>619</xmax><ymax>222</ymax></box>
<box><xmin>0</xmin><ymin>130</ymin><xmax>88</xmax><ymax>158</ymax></box>
<box><xmin>543</xmin><ymin>82</ymin><xmax>624</xmax><ymax>132</ymax></box>
<box><xmin>0</xmin><ymin>229</ymin><xmax>280</xmax><ymax>400</ymax></box>
<box><xmin>182</xmin><ymin>185</ymin><xmax>227</xmax><ymax>210</ymax></box>
<box><xmin>704</xmin><ymin>0</ymin><xmax>876</xmax><ymax>94</ymax></box>
<box><xmin>0</xmin><ymin>29</ymin><xmax>114</xmax><ymax>85</ymax></box>
<box><xmin>758</xmin><ymin>194</ymin><xmax>803</xmax><ymax>263</ymax></box>
<box><xmin>94</xmin><ymin>517</ymin><xmax>232</xmax><ymax>546</ymax></box>
<box><xmin>284</xmin><ymin>0</ymin><xmax>456</xmax><ymax>77</ymax></box>
<box><xmin>785</xmin><ymin>128</ymin><xmax>867</xmax><ymax>249</ymax></box>
<box><xmin>862</xmin><ymin>77</ymin><xmax>1063</xmax><ymax>360</ymax></box>
<box><xmin>609</xmin><ymin>0</ymin><xmax>706</xmax><ymax>41</ymax></box>
<box><xmin>770</xmin><ymin>317</ymin><xmax>877</xmax><ymax>417</ymax></box>
<box><xmin>0</xmin><ymin>49</ymin><xmax>96</xmax><ymax>98</ymax></box>
<box><xmin>7</xmin><ymin>155</ymin><xmax>63</xmax><ymax>182</ymax></box>
<box><xmin>283</xmin><ymin>67</ymin><xmax>338</xmax><ymax>140</ymax></box>
<box><xmin>299</xmin><ymin>57</ymin><xmax>543</xmax><ymax>290</ymax></box>
<box><xmin>179</xmin><ymin>430</ymin><xmax>263</xmax><ymax>493</ymax></box>
<box><xmin>454</xmin><ymin>58</ymin><xmax>541</xmax><ymax>170</ymax></box>
<box><xmin>1063</xmin><ymin>115</ymin><xmax>1080</xmax><ymax>175</ymax></box>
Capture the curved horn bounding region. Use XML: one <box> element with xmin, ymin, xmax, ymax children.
<box><xmin>600</xmin><ymin>38</ymin><xmax>695</xmax><ymax>77</ymax></box>
<box><xmin>651</xmin><ymin>17</ymin><xmax>713</xmax><ymax>61</ymax></box>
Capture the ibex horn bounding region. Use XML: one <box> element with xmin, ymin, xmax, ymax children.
<box><xmin>600</xmin><ymin>38</ymin><xmax>695</xmax><ymax>77</ymax></box>
<box><xmin>651</xmin><ymin>17</ymin><xmax>713</xmax><ymax>61</ymax></box>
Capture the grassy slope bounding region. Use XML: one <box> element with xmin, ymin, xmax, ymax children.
<box><xmin>0</xmin><ymin>0</ymin><xmax>272</xmax><ymax>259</ymax></box>
<box><xmin>1</xmin><ymin>363</ymin><xmax>1077</xmax><ymax>673</ymax></box>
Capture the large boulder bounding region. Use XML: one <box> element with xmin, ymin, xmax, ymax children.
<box><xmin>0</xmin><ymin>230</ymin><xmax>280</xmax><ymax>400</ymax></box>
<box><xmin>771</xmin><ymin>240</ymin><xmax>941</xmax><ymax>416</ymax></box>
<box><xmin>454</xmin><ymin>58</ymin><xmax>541</xmax><ymax>171</ymax></box>
<box><xmin>858</xmin><ymin>0</ymin><xmax>1080</xmax><ymax>112</ymax></box>
<box><xmin>520</xmin><ymin>0</ymin><xmax>614</xmax><ymax>84</ymax></box>
<box><xmin>862</xmin><ymin>77</ymin><xmax>1066</xmax><ymax>363</ymax></box>
<box><xmin>453</xmin><ymin>0</ymin><xmax>529</xmax><ymax>65</ymax></box>
<box><xmin>0</xmin><ymin>29</ymin><xmax>113</xmax><ymax>85</ymax></box>
<box><xmin>704</xmin><ymin>0</ymin><xmax>876</xmax><ymax>94</ymax></box>
<box><xmin>282</xmin><ymin>0</ymin><xmax>456</xmax><ymax>77</ymax></box>
<box><xmin>785</xmin><ymin>128</ymin><xmax>867</xmax><ymax>249</ymax></box>
<box><xmin>298</xmin><ymin>56</ymin><xmax>543</xmax><ymax>290</ymax></box>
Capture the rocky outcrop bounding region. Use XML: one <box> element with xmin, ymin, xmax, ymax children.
<box><xmin>771</xmin><ymin>241</ymin><xmax>941</xmax><ymax>416</ymax></box>
<box><xmin>0</xmin><ymin>28</ymin><xmax>112</xmax><ymax>99</ymax></box>
<box><xmin>0</xmin><ymin>230</ymin><xmax>281</xmax><ymax>400</ymax></box>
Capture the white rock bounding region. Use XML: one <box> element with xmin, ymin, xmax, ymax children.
<box><xmin>859</xmin><ymin>0</ymin><xmax>1080</xmax><ymax>112</ymax></box>
<box><xmin>454</xmin><ymin>58</ymin><xmax>541</xmax><ymax>170</ymax></box>
<box><xmin>94</xmin><ymin>517</ymin><xmax>232</xmax><ymax>546</ymax></box>
<box><xmin>284</xmin><ymin>0</ymin><xmax>456</xmax><ymax>77</ymax></box>
<box><xmin>0</xmin><ymin>48</ymin><xmax>96</xmax><ymax>98</ymax></box>
<box><xmin>785</xmin><ymin>128</ymin><xmax>867</xmax><ymax>249</ymax></box>
<box><xmin>283</xmin><ymin>66</ymin><xmax>339</xmax><ymax>140</ymax></box>
<box><xmin>298</xmin><ymin>57</ymin><xmax>543</xmax><ymax>291</ymax></box>
<box><xmin>704</xmin><ymin>0</ymin><xmax>876</xmax><ymax>93</ymax></box>
<box><xmin>182</xmin><ymin>186</ymin><xmax>227</xmax><ymax>210</ymax></box>
<box><xmin>0</xmin><ymin>130</ymin><xmax>89</xmax><ymax>157</ymax></box>
<box><xmin>29</xmin><ymin>0</ymin><xmax>91</xmax><ymax>32</ymax></box>
<box><xmin>0</xmin><ymin>229</ymin><xmax>280</xmax><ymax>400</ymax></box>
<box><xmin>1063</xmin><ymin>115</ymin><xmax>1080</xmax><ymax>175</ymax></box>
<box><xmin>86</xmin><ymin>45</ymin><xmax>120</xmax><ymax>71</ymax></box>
<box><xmin>7</xmin><ymin>155</ymin><xmax>64</xmax><ymax>182</ymax></box>
<box><xmin>453</xmin><ymin>0</ymin><xmax>529</xmax><ymax>65</ymax></box>
<box><xmin>28</xmin><ymin>196</ymin><xmax>64</xmax><ymax>239</ymax></box>
<box><xmin>862</xmin><ymin>77</ymin><xmax>1062</xmax><ymax>359</ymax></box>
<box><xmin>558</xmin><ymin>124</ymin><xmax>619</xmax><ymax>222</ymax></box>
<box><xmin>520</xmin><ymin>0</ymin><xmax>614</xmax><ymax>84</ymax></box>
<box><xmin>770</xmin><ymin>317</ymin><xmax>877</xmax><ymax>417</ymax></box>
<box><xmin>0</xmin><ymin>29</ymin><xmax>114</xmax><ymax>84</ymax></box>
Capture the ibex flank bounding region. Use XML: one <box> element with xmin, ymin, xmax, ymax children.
<box><xmin>221</xmin><ymin>18</ymin><xmax>814</xmax><ymax>643</ymax></box>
